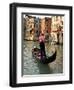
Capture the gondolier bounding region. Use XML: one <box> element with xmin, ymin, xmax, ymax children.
<box><xmin>39</xmin><ymin>33</ymin><xmax>46</xmax><ymax>59</ymax></box>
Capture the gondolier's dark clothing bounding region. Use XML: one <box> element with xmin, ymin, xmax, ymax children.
<box><xmin>39</xmin><ymin>35</ymin><xmax>46</xmax><ymax>60</ymax></box>
<box><xmin>40</xmin><ymin>41</ymin><xmax>46</xmax><ymax>56</ymax></box>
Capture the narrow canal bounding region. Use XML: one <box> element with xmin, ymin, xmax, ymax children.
<box><xmin>22</xmin><ymin>41</ymin><xmax>63</xmax><ymax>75</ymax></box>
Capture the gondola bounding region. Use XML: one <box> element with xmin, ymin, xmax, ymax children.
<box><xmin>32</xmin><ymin>47</ymin><xmax>57</xmax><ymax>64</ymax></box>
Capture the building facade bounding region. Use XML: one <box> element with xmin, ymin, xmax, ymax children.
<box><xmin>51</xmin><ymin>16</ymin><xmax>63</xmax><ymax>44</ymax></box>
<box><xmin>24</xmin><ymin>15</ymin><xmax>35</xmax><ymax>40</ymax></box>
<box><xmin>23</xmin><ymin>15</ymin><xmax>63</xmax><ymax>43</ymax></box>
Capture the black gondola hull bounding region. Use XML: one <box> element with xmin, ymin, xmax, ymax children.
<box><xmin>32</xmin><ymin>48</ymin><xmax>57</xmax><ymax>64</ymax></box>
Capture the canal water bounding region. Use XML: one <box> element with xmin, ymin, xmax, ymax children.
<box><xmin>22</xmin><ymin>41</ymin><xmax>63</xmax><ymax>75</ymax></box>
